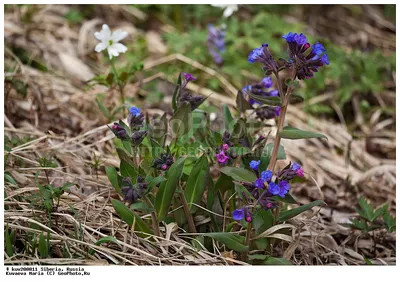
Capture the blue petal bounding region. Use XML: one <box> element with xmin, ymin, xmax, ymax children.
<box><xmin>233</xmin><ymin>209</ymin><xmax>245</xmax><ymax>220</ymax></box>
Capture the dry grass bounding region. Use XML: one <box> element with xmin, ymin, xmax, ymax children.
<box><xmin>4</xmin><ymin>4</ymin><xmax>396</xmax><ymax>265</ymax></box>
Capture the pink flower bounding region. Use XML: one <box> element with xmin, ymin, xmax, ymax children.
<box><xmin>222</xmin><ymin>143</ymin><xmax>229</xmax><ymax>151</ymax></box>
<box><xmin>215</xmin><ymin>151</ymin><xmax>229</xmax><ymax>164</ymax></box>
<box><xmin>296</xmin><ymin>168</ymin><xmax>304</xmax><ymax>177</ymax></box>
<box><xmin>161</xmin><ymin>164</ymin><xmax>168</xmax><ymax>171</ymax></box>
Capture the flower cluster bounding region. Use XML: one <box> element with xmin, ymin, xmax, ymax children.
<box><xmin>248</xmin><ymin>33</ymin><xmax>329</xmax><ymax>79</ymax></box>
<box><xmin>232</xmin><ymin>161</ymin><xmax>305</xmax><ymax>222</ymax></box>
<box><xmin>108</xmin><ymin>106</ymin><xmax>147</xmax><ymax>146</ymax></box>
<box><xmin>178</xmin><ymin>72</ymin><xmax>205</xmax><ymax>111</ymax></box>
<box><xmin>282</xmin><ymin>32</ymin><xmax>329</xmax><ymax>79</ymax></box>
<box><xmin>152</xmin><ymin>153</ymin><xmax>174</xmax><ymax>171</ymax></box>
<box><xmin>208</xmin><ymin>24</ymin><xmax>226</xmax><ymax>66</ymax></box>
<box><xmin>121</xmin><ymin>176</ymin><xmax>148</xmax><ymax>204</ymax></box>
<box><xmin>214</xmin><ymin>132</ymin><xmax>237</xmax><ymax>166</ymax></box>
<box><xmin>242</xmin><ymin>76</ymin><xmax>281</xmax><ymax>121</ymax></box>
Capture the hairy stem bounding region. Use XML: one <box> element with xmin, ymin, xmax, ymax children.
<box><xmin>268</xmin><ymin>70</ymin><xmax>295</xmax><ymax>172</ymax></box>
<box><xmin>109</xmin><ymin>59</ymin><xmax>126</xmax><ymax>112</ymax></box>
<box><xmin>242</xmin><ymin>222</ymin><xmax>252</xmax><ymax>261</ymax></box>
<box><xmin>178</xmin><ymin>190</ymin><xmax>197</xmax><ymax>233</ymax></box>
<box><xmin>143</xmin><ymin>196</ymin><xmax>160</xmax><ymax>237</ymax></box>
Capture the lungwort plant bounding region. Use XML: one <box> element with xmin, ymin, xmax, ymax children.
<box><xmin>104</xmin><ymin>29</ymin><xmax>329</xmax><ymax>264</ymax></box>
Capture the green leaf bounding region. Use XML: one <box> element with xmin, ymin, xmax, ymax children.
<box><xmin>261</xmin><ymin>257</ymin><xmax>292</xmax><ymax>265</ymax></box>
<box><xmin>279</xmin><ymin>126</ymin><xmax>327</xmax><ymax>140</ymax></box>
<box><xmin>169</xmin><ymin>102</ymin><xmax>192</xmax><ymax>138</ymax></box>
<box><xmin>145</xmin><ymin>175</ymin><xmax>167</xmax><ymax>191</ymax></box>
<box><xmin>96</xmin><ymin>96</ymin><xmax>111</xmax><ymax>119</ymax></box>
<box><xmin>223</xmin><ymin>104</ymin><xmax>234</xmax><ymax>132</ymax></box>
<box><xmin>111</xmin><ymin>199</ymin><xmax>153</xmax><ymax>237</ymax></box>
<box><xmin>252</xmin><ymin>209</ymin><xmax>274</xmax><ymax>235</ymax></box>
<box><xmin>155</xmin><ymin>157</ymin><xmax>186</xmax><ymax>222</ymax></box>
<box><xmin>273</xmin><ymin>193</ymin><xmax>298</xmax><ymax>204</ymax></box>
<box><xmin>105</xmin><ymin>166</ymin><xmax>121</xmax><ymax>195</ymax></box>
<box><xmin>383</xmin><ymin>209</ymin><xmax>396</xmax><ymax>233</ymax></box>
<box><xmin>116</xmin><ymin>148</ymin><xmax>137</xmax><ymax>180</ymax></box>
<box><xmin>202</xmin><ymin>232</ymin><xmax>248</xmax><ymax>253</ymax></box>
<box><xmin>236</xmin><ymin>90</ymin><xmax>251</xmax><ymax>113</ymax></box>
<box><xmin>248</xmin><ymin>254</ymin><xmax>267</xmax><ymax>260</ymax></box>
<box><xmin>249</xmin><ymin>94</ymin><xmax>282</xmax><ymax>106</ymax></box>
<box><xmin>38</xmin><ymin>233</ymin><xmax>48</xmax><ymax>259</ymax></box>
<box><xmin>119</xmin><ymin>72</ymin><xmax>129</xmax><ymax>84</ymax></box>
<box><xmin>106</xmin><ymin>73</ymin><xmax>114</xmax><ymax>86</ymax></box>
<box><xmin>4</xmin><ymin>173</ymin><xmax>17</xmax><ymax>186</ymax></box>
<box><xmin>184</xmin><ymin>155</ymin><xmax>210</xmax><ymax>213</ymax></box>
<box><xmin>219</xmin><ymin>167</ymin><xmax>257</xmax><ymax>183</ymax></box>
<box><xmin>290</xmin><ymin>93</ymin><xmax>304</xmax><ymax>103</ymax></box>
<box><xmin>172</xmin><ymin>73</ymin><xmax>182</xmax><ymax>112</ymax></box>
<box><xmin>215</xmin><ymin>173</ymin><xmax>234</xmax><ymax>194</ymax></box>
<box><xmin>5</xmin><ymin>225</ymin><xmax>14</xmax><ymax>257</ymax></box>
<box><xmin>277</xmin><ymin>200</ymin><xmax>326</xmax><ymax>222</ymax></box>
<box><xmin>89</xmin><ymin>236</ymin><xmax>121</xmax><ymax>255</ymax></box>
<box><xmin>356</xmin><ymin>196</ymin><xmax>375</xmax><ymax>222</ymax></box>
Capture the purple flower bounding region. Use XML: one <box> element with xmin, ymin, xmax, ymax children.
<box><xmin>109</xmin><ymin>122</ymin><xmax>128</xmax><ymax>140</ymax></box>
<box><xmin>260</xmin><ymin>77</ymin><xmax>273</xmax><ymax>88</ymax></box>
<box><xmin>261</xmin><ymin>170</ymin><xmax>273</xmax><ymax>182</ymax></box>
<box><xmin>248</xmin><ymin>44</ymin><xmax>278</xmax><ymax>75</ymax></box>
<box><xmin>268</xmin><ymin>182</ymin><xmax>280</xmax><ymax>196</ymax></box>
<box><xmin>233</xmin><ymin>208</ymin><xmax>244</xmax><ymax>220</ymax></box>
<box><xmin>130</xmin><ymin>106</ymin><xmax>141</xmax><ymax>117</ymax></box>
<box><xmin>255</xmin><ymin>106</ymin><xmax>280</xmax><ymax>121</ymax></box>
<box><xmin>249</xmin><ymin>160</ymin><xmax>261</xmax><ymax>170</ymax></box>
<box><xmin>282</xmin><ymin>32</ymin><xmax>329</xmax><ymax>80</ymax></box>
<box><xmin>254</xmin><ymin>178</ymin><xmax>265</xmax><ymax>189</ymax></box>
<box><xmin>208</xmin><ymin>24</ymin><xmax>226</xmax><ymax>66</ymax></box>
<box><xmin>291</xmin><ymin>162</ymin><xmax>304</xmax><ymax>177</ymax></box>
<box><xmin>278</xmin><ymin>181</ymin><xmax>290</xmax><ymax>198</ymax></box>
<box><xmin>215</xmin><ymin>151</ymin><xmax>229</xmax><ymax>164</ymax></box>
<box><xmin>152</xmin><ymin>153</ymin><xmax>174</xmax><ymax>171</ymax></box>
<box><xmin>222</xmin><ymin>143</ymin><xmax>229</xmax><ymax>151</ymax></box>
<box><xmin>268</xmin><ymin>90</ymin><xmax>279</xmax><ymax>96</ymax></box>
<box><xmin>275</xmin><ymin>106</ymin><xmax>281</xmax><ymax>116</ymax></box>
<box><xmin>182</xmin><ymin>72</ymin><xmax>196</xmax><ymax>82</ymax></box>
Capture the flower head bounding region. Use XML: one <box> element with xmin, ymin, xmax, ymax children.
<box><xmin>95</xmin><ymin>24</ymin><xmax>128</xmax><ymax>59</ymax></box>
<box><xmin>211</xmin><ymin>4</ymin><xmax>239</xmax><ymax>18</ymax></box>
<box><xmin>178</xmin><ymin>91</ymin><xmax>205</xmax><ymax>111</ymax></box>
<box><xmin>261</xmin><ymin>170</ymin><xmax>273</xmax><ymax>182</ymax></box>
<box><xmin>232</xmin><ymin>207</ymin><xmax>252</xmax><ymax>222</ymax></box>
<box><xmin>215</xmin><ymin>151</ymin><xmax>229</xmax><ymax>165</ymax></box>
<box><xmin>255</xmin><ymin>106</ymin><xmax>280</xmax><ymax>121</ymax></box>
<box><xmin>130</xmin><ymin>106</ymin><xmax>141</xmax><ymax>117</ymax></box>
<box><xmin>249</xmin><ymin>160</ymin><xmax>261</xmax><ymax>171</ymax></box>
<box><xmin>121</xmin><ymin>176</ymin><xmax>147</xmax><ymax>204</ymax></box>
<box><xmin>291</xmin><ymin>162</ymin><xmax>304</xmax><ymax>177</ymax></box>
<box><xmin>248</xmin><ymin>44</ymin><xmax>278</xmax><ymax>74</ymax></box>
<box><xmin>128</xmin><ymin>107</ymin><xmax>144</xmax><ymax>131</ymax></box>
<box><xmin>282</xmin><ymin>32</ymin><xmax>329</xmax><ymax>79</ymax></box>
<box><xmin>109</xmin><ymin>122</ymin><xmax>128</xmax><ymax>140</ymax></box>
<box><xmin>268</xmin><ymin>182</ymin><xmax>280</xmax><ymax>196</ymax></box>
<box><xmin>152</xmin><ymin>153</ymin><xmax>174</xmax><ymax>171</ymax></box>
<box><xmin>130</xmin><ymin>130</ymin><xmax>147</xmax><ymax>145</ymax></box>
<box><xmin>254</xmin><ymin>178</ymin><xmax>265</xmax><ymax>189</ymax></box>
<box><xmin>275</xmin><ymin>106</ymin><xmax>281</xmax><ymax>116</ymax></box>
<box><xmin>278</xmin><ymin>181</ymin><xmax>290</xmax><ymax>198</ymax></box>
<box><xmin>222</xmin><ymin>143</ymin><xmax>229</xmax><ymax>151</ymax></box>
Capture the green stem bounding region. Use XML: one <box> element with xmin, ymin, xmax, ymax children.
<box><xmin>242</xmin><ymin>222</ymin><xmax>252</xmax><ymax>262</ymax></box>
<box><xmin>178</xmin><ymin>189</ymin><xmax>197</xmax><ymax>233</ymax></box>
<box><xmin>143</xmin><ymin>196</ymin><xmax>160</xmax><ymax>237</ymax></box>
<box><xmin>109</xmin><ymin>59</ymin><xmax>126</xmax><ymax>110</ymax></box>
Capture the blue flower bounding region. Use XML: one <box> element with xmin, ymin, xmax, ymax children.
<box><xmin>250</xmin><ymin>160</ymin><xmax>261</xmax><ymax>170</ymax></box>
<box><xmin>294</xmin><ymin>33</ymin><xmax>307</xmax><ymax>45</ymax></box>
<box><xmin>208</xmin><ymin>24</ymin><xmax>226</xmax><ymax>65</ymax></box>
<box><xmin>232</xmin><ymin>208</ymin><xmax>244</xmax><ymax>220</ymax></box>
<box><xmin>275</xmin><ymin>106</ymin><xmax>281</xmax><ymax>116</ymax></box>
<box><xmin>261</xmin><ymin>170</ymin><xmax>273</xmax><ymax>182</ymax></box>
<box><xmin>313</xmin><ymin>42</ymin><xmax>326</xmax><ymax>56</ymax></box>
<box><xmin>291</xmin><ymin>162</ymin><xmax>301</xmax><ymax>171</ymax></box>
<box><xmin>321</xmin><ymin>54</ymin><xmax>330</xmax><ymax>65</ymax></box>
<box><xmin>254</xmin><ymin>178</ymin><xmax>265</xmax><ymax>189</ymax></box>
<box><xmin>278</xmin><ymin>181</ymin><xmax>290</xmax><ymax>198</ymax></box>
<box><xmin>260</xmin><ymin>77</ymin><xmax>273</xmax><ymax>88</ymax></box>
<box><xmin>268</xmin><ymin>182</ymin><xmax>280</xmax><ymax>196</ymax></box>
<box><xmin>248</xmin><ymin>44</ymin><xmax>278</xmax><ymax>75</ymax></box>
<box><xmin>130</xmin><ymin>106</ymin><xmax>141</xmax><ymax>117</ymax></box>
<box><xmin>282</xmin><ymin>32</ymin><xmax>295</xmax><ymax>42</ymax></box>
<box><xmin>268</xmin><ymin>90</ymin><xmax>279</xmax><ymax>96</ymax></box>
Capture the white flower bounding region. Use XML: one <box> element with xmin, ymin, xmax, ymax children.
<box><xmin>211</xmin><ymin>4</ymin><xmax>238</xmax><ymax>18</ymax></box>
<box><xmin>94</xmin><ymin>24</ymin><xmax>128</xmax><ymax>59</ymax></box>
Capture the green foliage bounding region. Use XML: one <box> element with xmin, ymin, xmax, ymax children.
<box><xmin>202</xmin><ymin>232</ymin><xmax>248</xmax><ymax>252</ymax></box>
<box><xmin>350</xmin><ymin>197</ymin><xmax>395</xmax><ymax>233</ymax></box>
<box><xmin>279</xmin><ymin>126</ymin><xmax>327</xmax><ymax>140</ymax></box>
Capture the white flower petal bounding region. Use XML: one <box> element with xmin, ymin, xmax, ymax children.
<box><xmin>111</xmin><ymin>30</ymin><xmax>128</xmax><ymax>42</ymax></box>
<box><xmin>112</xmin><ymin>43</ymin><xmax>127</xmax><ymax>53</ymax></box>
<box><xmin>101</xmin><ymin>24</ymin><xmax>111</xmax><ymax>37</ymax></box>
<box><xmin>95</xmin><ymin>42</ymin><xmax>108</xmax><ymax>52</ymax></box>
<box><xmin>107</xmin><ymin>46</ymin><xmax>120</xmax><ymax>59</ymax></box>
<box><xmin>94</xmin><ymin>31</ymin><xmax>104</xmax><ymax>41</ymax></box>
<box><xmin>223</xmin><ymin>5</ymin><xmax>238</xmax><ymax>17</ymax></box>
